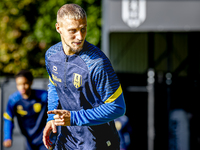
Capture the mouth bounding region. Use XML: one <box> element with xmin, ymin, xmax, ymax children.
<box><xmin>73</xmin><ymin>41</ymin><xmax>83</xmax><ymax>46</ymax></box>
<box><xmin>20</xmin><ymin>90</ymin><xmax>26</xmax><ymax>94</ymax></box>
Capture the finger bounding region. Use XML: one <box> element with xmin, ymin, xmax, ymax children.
<box><xmin>52</xmin><ymin>121</ymin><xmax>57</xmax><ymax>133</ymax></box>
<box><xmin>55</xmin><ymin>118</ymin><xmax>65</xmax><ymax>125</ymax></box>
<box><xmin>61</xmin><ymin>113</ymin><xmax>70</xmax><ymax>118</ymax></box>
<box><xmin>60</xmin><ymin>114</ymin><xmax>66</xmax><ymax>119</ymax></box>
<box><xmin>44</xmin><ymin>136</ymin><xmax>52</xmax><ymax>149</ymax></box>
<box><xmin>43</xmin><ymin>128</ymin><xmax>51</xmax><ymax>148</ymax></box>
<box><xmin>47</xmin><ymin>110</ymin><xmax>56</xmax><ymax>114</ymax></box>
<box><xmin>54</xmin><ymin>118</ymin><xmax>64</xmax><ymax>122</ymax></box>
<box><xmin>47</xmin><ymin>136</ymin><xmax>53</xmax><ymax>145</ymax></box>
<box><xmin>55</xmin><ymin>121</ymin><xmax>65</xmax><ymax>126</ymax></box>
<box><xmin>43</xmin><ymin>134</ymin><xmax>49</xmax><ymax>149</ymax></box>
<box><xmin>55</xmin><ymin>119</ymin><xmax>64</xmax><ymax>125</ymax></box>
<box><xmin>53</xmin><ymin>114</ymin><xmax>61</xmax><ymax>119</ymax></box>
<box><xmin>47</xmin><ymin>109</ymin><xmax>63</xmax><ymax>115</ymax></box>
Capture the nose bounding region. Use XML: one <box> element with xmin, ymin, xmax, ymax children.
<box><xmin>76</xmin><ymin>31</ymin><xmax>83</xmax><ymax>41</ymax></box>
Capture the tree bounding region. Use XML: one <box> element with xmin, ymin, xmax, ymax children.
<box><xmin>0</xmin><ymin>0</ymin><xmax>101</xmax><ymax>77</ymax></box>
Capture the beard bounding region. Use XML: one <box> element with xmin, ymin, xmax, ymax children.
<box><xmin>62</xmin><ymin>37</ymin><xmax>84</xmax><ymax>54</ymax></box>
<box><xmin>68</xmin><ymin>43</ymin><xmax>83</xmax><ymax>53</ymax></box>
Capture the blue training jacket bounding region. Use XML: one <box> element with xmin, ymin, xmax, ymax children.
<box><xmin>45</xmin><ymin>41</ymin><xmax>126</xmax><ymax>150</ymax></box>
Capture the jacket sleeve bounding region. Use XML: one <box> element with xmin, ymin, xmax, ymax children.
<box><xmin>45</xmin><ymin>51</ymin><xmax>59</xmax><ymax>122</ymax></box>
<box><xmin>3</xmin><ymin>98</ymin><xmax>15</xmax><ymax>140</ymax></box>
<box><xmin>70</xmin><ymin>57</ymin><xmax>126</xmax><ymax>126</ymax></box>
<box><xmin>70</xmin><ymin>87</ymin><xmax>126</xmax><ymax>126</ymax></box>
<box><xmin>47</xmin><ymin>79</ymin><xmax>60</xmax><ymax>122</ymax></box>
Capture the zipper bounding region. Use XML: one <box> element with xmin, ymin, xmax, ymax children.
<box><xmin>64</xmin><ymin>55</ymin><xmax>68</xmax><ymax>87</ymax></box>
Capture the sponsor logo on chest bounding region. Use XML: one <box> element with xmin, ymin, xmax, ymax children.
<box><xmin>52</xmin><ymin>74</ymin><xmax>62</xmax><ymax>82</ymax></box>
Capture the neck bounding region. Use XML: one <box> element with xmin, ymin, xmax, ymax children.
<box><xmin>61</xmin><ymin>37</ymin><xmax>75</xmax><ymax>55</ymax></box>
<box><xmin>63</xmin><ymin>46</ymin><xmax>75</xmax><ymax>55</ymax></box>
<box><xmin>22</xmin><ymin>90</ymin><xmax>31</xmax><ymax>99</ymax></box>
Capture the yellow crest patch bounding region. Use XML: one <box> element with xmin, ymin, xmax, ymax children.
<box><xmin>16</xmin><ymin>105</ymin><xmax>28</xmax><ymax>116</ymax></box>
<box><xmin>73</xmin><ymin>73</ymin><xmax>82</xmax><ymax>88</ymax></box>
<box><xmin>33</xmin><ymin>103</ymin><xmax>42</xmax><ymax>113</ymax></box>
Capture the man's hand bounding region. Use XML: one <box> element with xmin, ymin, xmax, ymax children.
<box><xmin>48</xmin><ymin>109</ymin><xmax>71</xmax><ymax>126</ymax></box>
<box><xmin>3</xmin><ymin>139</ymin><xmax>12</xmax><ymax>147</ymax></box>
<box><xmin>43</xmin><ymin>120</ymin><xmax>57</xmax><ymax>149</ymax></box>
<box><xmin>43</xmin><ymin>110</ymin><xmax>70</xmax><ymax>149</ymax></box>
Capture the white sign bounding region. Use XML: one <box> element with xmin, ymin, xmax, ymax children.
<box><xmin>122</xmin><ymin>0</ymin><xmax>146</xmax><ymax>28</ymax></box>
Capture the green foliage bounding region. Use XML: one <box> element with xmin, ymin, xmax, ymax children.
<box><xmin>0</xmin><ymin>0</ymin><xmax>101</xmax><ymax>77</ymax></box>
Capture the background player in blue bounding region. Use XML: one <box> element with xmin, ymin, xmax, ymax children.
<box><xmin>43</xmin><ymin>3</ymin><xmax>126</xmax><ymax>150</ymax></box>
<box><xmin>3</xmin><ymin>70</ymin><xmax>48</xmax><ymax>150</ymax></box>
<box><xmin>114</xmin><ymin>115</ymin><xmax>132</xmax><ymax>150</ymax></box>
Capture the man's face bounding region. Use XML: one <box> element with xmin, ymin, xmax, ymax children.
<box><xmin>57</xmin><ymin>17</ymin><xmax>87</xmax><ymax>54</ymax></box>
<box><xmin>16</xmin><ymin>77</ymin><xmax>32</xmax><ymax>96</ymax></box>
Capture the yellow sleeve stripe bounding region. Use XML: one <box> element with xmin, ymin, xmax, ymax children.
<box><xmin>49</xmin><ymin>76</ymin><xmax>55</xmax><ymax>85</ymax></box>
<box><xmin>3</xmin><ymin>112</ymin><xmax>13</xmax><ymax>121</ymax></box>
<box><xmin>104</xmin><ymin>85</ymin><xmax>122</xmax><ymax>103</ymax></box>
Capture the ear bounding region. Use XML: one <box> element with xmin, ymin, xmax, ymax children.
<box><xmin>56</xmin><ymin>23</ymin><xmax>62</xmax><ymax>34</ymax></box>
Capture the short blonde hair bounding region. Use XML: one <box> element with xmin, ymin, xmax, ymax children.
<box><xmin>57</xmin><ymin>4</ymin><xmax>87</xmax><ymax>23</ymax></box>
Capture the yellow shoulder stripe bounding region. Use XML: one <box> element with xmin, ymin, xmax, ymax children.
<box><xmin>49</xmin><ymin>76</ymin><xmax>55</xmax><ymax>85</ymax></box>
<box><xmin>3</xmin><ymin>112</ymin><xmax>13</xmax><ymax>121</ymax></box>
<box><xmin>104</xmin><ymin>85</ymin><xmax>122</xmax><ymax>103</ymax></box>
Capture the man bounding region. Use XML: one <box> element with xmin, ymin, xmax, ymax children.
<box><xmin>3</xmin><ymin>70</ymin><xmax>48</xmax><ymax>150</ymax></box>
<box><xmin>43</xmin><ymin>4</ymin><xmax>126</xmax><ymax>150</ymax></box>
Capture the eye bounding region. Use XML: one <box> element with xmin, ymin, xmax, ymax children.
<box><xmin>81</xmin><ymin>27</ymin><xmax>86</xmax><ymax>33</ymax></box>
<box><xmin>69</xmin><ymin>29</ymin><xmax>76</xmax><ymax>33</ymax></box>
